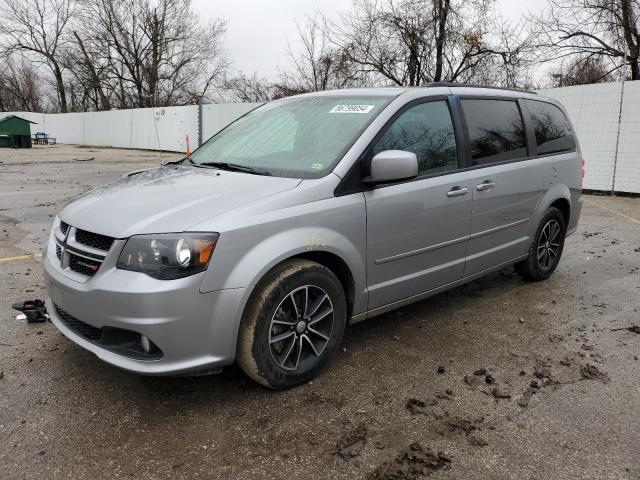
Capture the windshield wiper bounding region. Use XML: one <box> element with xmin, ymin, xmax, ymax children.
<box><xmin>162</xmin><ymin>157</ymin><xmax>190</xmax><ymax>166</ymax></box>
<box><xmin>190</xmin><ymin>159</ymin><xmax>272</xmax><ymax>176</ymax></box>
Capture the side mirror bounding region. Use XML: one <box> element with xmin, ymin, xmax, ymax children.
<box><xmin>368</xmin><ymin>150</ymin><xmax>419</xmax><ymax>184</ymax></box>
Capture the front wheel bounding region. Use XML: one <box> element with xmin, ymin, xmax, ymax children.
<box><xmin>236</xmin><ymin>259</ymin><xmax>347</xmax><ymax>389</ymax></box>
<box><xmin>515</xmin><ymin>207</ymin><xmax>567</xmax><ymax>281</ymax></box>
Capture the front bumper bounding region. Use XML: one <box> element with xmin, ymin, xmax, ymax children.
<box><xmin>43</xmin><ymin>236</ymin><xmax>251</xmax><ymax>375</ymax></box>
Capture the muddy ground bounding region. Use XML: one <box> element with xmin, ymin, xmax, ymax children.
<box><xmin>1</xmin><ymin>145</ymin><xmax>639</xmax><ymax>479</ymax></box>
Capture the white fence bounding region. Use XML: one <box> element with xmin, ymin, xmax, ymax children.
<box><xmin>3</xmin><ymin>82</ymin><xmax>640</xmax><ymax>193</ymax></box>
<box><xmin>4</xmin><ymin>103</ymin><xmax>260</xmax><ymax>153</ymax></box>
<box><xmin>540</xmin><ymin>81</ymin><xmax>640</xmax><ymax>194</ymax></box>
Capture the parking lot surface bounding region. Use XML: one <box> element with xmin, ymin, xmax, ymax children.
<box><xmin>1</xmin><ymin>145</ymin><xmax>639</xmax><ymax>479</ymax></box>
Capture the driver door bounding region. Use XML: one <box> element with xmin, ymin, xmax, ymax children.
<box><xmin>364</xmin><ymin>98</ymin><xmax>473</xmax><ymax>310</ymax></box>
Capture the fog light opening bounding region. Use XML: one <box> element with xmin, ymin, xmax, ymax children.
<box><xmin>141</xmin><ymin>335</ymin><xmax>151</xmax><ymax>353</ymax></box>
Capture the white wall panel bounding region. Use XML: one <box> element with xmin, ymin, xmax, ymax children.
<box><xmin>83</xmin><ymin>110</ymin><xmax>128</xmax><ymax>148</ymax></box>
<box><xmin>614</xmin><ymin>81</ymin><xmax>640</xmax><ymax>193</ymax></box>
<box><xmin>5</xmin><ymin>105</ymin><xmax>204</xmax><ymax>153</ymax></box>
<box><xmin>46</xmin><ymin>113</ymin><xmax>85</xmax><ymax>145</ymax></box>
<box><xmin>142</xmin><ymin>105</ymin><xmax>198</xmax><ymax>152</ymax></box>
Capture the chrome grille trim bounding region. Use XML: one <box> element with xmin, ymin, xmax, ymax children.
<box><xmin>54</xmin><ymin>223</ymin><xmax>115</xmax><ymax>279</ymax></box>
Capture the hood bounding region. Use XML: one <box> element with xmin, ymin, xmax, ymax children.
<box><xmin>60</xmin><ymin>165</ymin><xmax>301</xmax><ymax>238</ymax></box>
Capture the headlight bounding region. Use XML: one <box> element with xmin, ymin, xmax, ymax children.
<box><xmin>117</xmin><ymin>233</ymin><xmax>219</xmax><ymax>280</ymax></box>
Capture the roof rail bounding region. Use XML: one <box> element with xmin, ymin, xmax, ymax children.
<box><xmin>423</xmin><ymin>82</ymin><xmax>538</xmax><ymax>95</ymax></box>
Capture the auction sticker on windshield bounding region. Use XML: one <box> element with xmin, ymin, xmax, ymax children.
<box><xmin>329</xmin><ymin>105</ymin><xmax>376</xmax><ymax>114</ymax></box>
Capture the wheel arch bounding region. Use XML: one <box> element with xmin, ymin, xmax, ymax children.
<box><xmin>279</xmin><ymin>251</ymin><xmax>356</xmax><ymax>319</ymax></box>
<box><xmin>202</xmin><ymin>227</ymin><xmax>366</xmax><ymax>316</ymax></box>
<box><xmin>549</xmin><ymin>197</ymin><xmax>571</xmax><ymax>226</ymax></box>
<box><xmin>530</xmin><ymin>184</ymin><xmax>572</xmax><ymax>237</ymax></box>
<box><xmin>244</xmin><ymin>250</ymin><xmax>358</xmax><ymax>321</ymax></box>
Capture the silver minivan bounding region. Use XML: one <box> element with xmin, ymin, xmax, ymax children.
<box><xmin>44</xmin><ymin>85</ymin><xmax>583</xmax><ymax>389</ymax></box>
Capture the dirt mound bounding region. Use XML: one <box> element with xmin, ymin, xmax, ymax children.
<box><xmin>368</xmin><ymin>443</ymin><xmax>451</xmax><ymax>480</ymax></box>
<box><xmin>335</xmin><ymin>423</ymin><xmax>368</xmax><ymax>460</ymax></box>
<box><xmin>580</xmin><ymin>364</ymin><xmax>611</xmax><ymax>384</ymax></box>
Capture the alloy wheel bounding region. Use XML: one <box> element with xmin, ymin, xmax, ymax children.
<box><xmin>269</xmin><ymin>285</ymin><xmax>334</xmax><ymax>371</ymax></box>
<box><xmin>537</xmin><ymin>219</ymin><xmax>561</xmax><ymax>271</ymax></box>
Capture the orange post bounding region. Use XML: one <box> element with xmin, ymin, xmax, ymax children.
<box><xmin>185</xmin><ymin>134</ymin><xmax>191</xmax><ymax>156</ymax></box>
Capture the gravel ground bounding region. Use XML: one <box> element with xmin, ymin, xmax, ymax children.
<box><xmin>1</xmin><ymin>145</ymin><xmax>639</xmax><ymax>480</ymax></box>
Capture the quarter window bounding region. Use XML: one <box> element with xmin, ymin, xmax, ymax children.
<box><xmin>372</xmin><ymin>100</ymin><xmax>458</xmax><ymax>176</ymax></box>
<box><xmin>462</xmin><ymin>99</ymin><xmax>527</xmax><ymax>165</ymax></box>
<box><xmin>526</xmin><ymin>100</ymin><xmax>576</xmax><ymax>155</ymax></box>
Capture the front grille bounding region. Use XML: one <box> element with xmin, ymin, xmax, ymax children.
<box><xmin>75</xmin><ymin>229</ymin><xmax>115</xmax><ymax>251</ymax></box>
<box><xmin>54</xmin><ymin>223</ymin><xmax>114</xmax><ymax>279</ymax></box>
<box><xmin>69</xmin><ymin>254</ymin><xmax>101</xmax><ymax>277</ymax></box>
<box><xmin>55</xmin><ymin>305</ymin><xmax>102</xmax><ymax>341</ymax></box>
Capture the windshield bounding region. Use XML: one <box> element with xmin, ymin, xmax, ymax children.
<box><xmin>189</xmin><ymin>96</ymin><xmax>390</xmax><ymax>177</ymax></box>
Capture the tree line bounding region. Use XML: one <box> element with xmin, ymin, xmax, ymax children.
<box><xmin>1</xmin><ymin>0</ymin><xmax>639</xmax><ymax>112</ymax></box>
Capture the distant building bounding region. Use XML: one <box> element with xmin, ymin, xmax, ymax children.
<box><xmin>0</xmin><ymin>115</ymin><xmax>37</xmax><ymax>148</ymax></box>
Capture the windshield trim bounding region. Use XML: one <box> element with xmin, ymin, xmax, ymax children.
<box><xmin>188</xmin><ymin>95</ymin><xmax>397</xmax><ymax>180</ymax></box>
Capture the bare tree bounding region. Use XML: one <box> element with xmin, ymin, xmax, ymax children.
<box><xmin>279</xmin><ymin>14</ymin><xmax>369</xmax><ymax>93</ymax></box>
<box><xmin>0</xmin><ymin>54</ymin><xmax>44</xmax><ymax>111</ymax></box>
<box><xmin>139</xmin><ymin>0</ymin><xmax>228</xmax><ymax>105</ymax></box>
<box><xmin>66</xmin><ymin>30</ymin><xmax>111</xmax><ymax>111</ymax></box>
<box><xmin>531</xmin><ymin>0</ymin><xmax>640</xmax><ymax>81</ymax></box>
<box><xmin>467</xmin><ymin>16</ymin><xmax>538</xmax><ymax>88</ymax></box>
<box><xmin>223</xmin><ymin>72</ymin><xmax>276</xmax><ymax>102</ymax></box>
<box><xmin>550</xmin><ymin>56</ymin><xmax>614</xmax><ymax>86</ymax></box>
<box><xmin>327</xmin><ymin>0</ymin><xmax>532</xmax><ymax>87</ymax></box>
<box><xmin>0</xmin><ymin>0</ymin><xmax>76</xmax><ymax>112</ymax></box>
<box><xmin>78</xmin><ymin>0</ymin><xmax>227</xmax><ymax>109</ymax></box>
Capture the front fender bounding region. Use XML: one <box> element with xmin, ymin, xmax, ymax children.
<box><xmin>199</xmin><ymin>194</ymin><xmax>368</xmax><ymax>314</ymax></box>
<box><xmin>224</xmin><ymin>226</ymin><xmax>363</xmax><ymax>292</ymax></box>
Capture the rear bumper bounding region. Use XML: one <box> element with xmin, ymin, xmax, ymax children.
<box><xmin>567</xmin><ymin>189</ymin><xmax>583</xmax><ymax>236</ymax></box>
<box><xmin>43</xmin><ymin>240</ymin><xmax>251</xmax><ymax>375</ymax></box>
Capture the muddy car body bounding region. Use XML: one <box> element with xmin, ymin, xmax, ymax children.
<box><xmin>44</xmin><ymin>85</ymin><xmax>583</xmax><ymax>388</ymax></box>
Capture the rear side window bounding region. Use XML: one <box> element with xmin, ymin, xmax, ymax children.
<box><xmin>526</xmin><ymin>100</ymin><xmax>576</xmax><ymax>155</ymax></box>
<box><xmin>372</xmin><ymin>100</ymin><xmax>458</xmax><ymax>176</ymax></box>
<box><xmin>461</xmin><ymin>99</ymin><xmax>527</xmax><ymax>165</ymax></box>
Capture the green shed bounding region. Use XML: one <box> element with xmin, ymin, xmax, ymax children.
<box><xmin>0</xmin><ymin>115</ymin><xmax>37</xmax><ymax>148</ymax></box>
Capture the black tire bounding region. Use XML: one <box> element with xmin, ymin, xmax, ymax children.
<box><xmin>515</xmin><ymin>207</ymin><xmax>567</xmax><ymax>281</ymax></box>
<box><xmin>236</xmin><ymin>259</ymin><xmax>347</xmax><ymax>389</ymax></box>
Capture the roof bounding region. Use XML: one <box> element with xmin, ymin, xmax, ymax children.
<box><xmin>426</xmin><ymin>82</ymin><xmax>538</xmax><ymax>95</ymax></box>
<box><xmin>0</xmin><ymin>115</ymin><xmax>38</xmax><ymax>124</ymax></box>
<box><xmin>293</xmin><ymin>83</ymin><xmax>539</xmax><ymax>100</ymax></box>
<box><xmin>295</xmin><ymin>87</ymin><xmax>407</xmax><ymax>98</ymax></box>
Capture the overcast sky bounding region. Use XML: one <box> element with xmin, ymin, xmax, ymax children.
<box><xmin>191</xmin><ymin>0</ymin><xmax>547</xmax><ymax>78</ymax></box>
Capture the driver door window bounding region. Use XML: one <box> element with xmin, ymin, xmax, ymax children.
<box><xmin>372</xmin><ymin>100</ymin><xmax>459</xmax><ymax>177</ymax></box>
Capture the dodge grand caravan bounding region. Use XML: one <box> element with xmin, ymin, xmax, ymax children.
<box><xmin>44</xmin><ymin>85</ymin><xmax>583</xmax><ymax>389</ymax></box>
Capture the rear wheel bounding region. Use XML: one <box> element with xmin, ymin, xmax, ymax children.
<box><xmin>515</xmin><ymin>207</ymin><xmax>567</xmax><ymax>281</ymax></box>
<box><xmin>236</xmin><ymin>259</ymin><xmax>347</xmax><ymax>389</ymax></box>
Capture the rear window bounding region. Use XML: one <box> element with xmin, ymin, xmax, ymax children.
<box><xmin>526</xmin><ymin>100</ymin><xmax>576</xmax><ymax>155</ymax></box>
<box><xmin>461</xmin><ymin>99</ymin><xmax>527</xmax><ymax>165</ymax></box>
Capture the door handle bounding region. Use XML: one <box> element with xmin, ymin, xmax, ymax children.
<box><xmin>447</xmin><ymin>186</ymin><xmax>469</xmax><ymax>197</ymax></box>
<box><xmin>476</xmin><ymin>181</ymin><xmax>496</xmax><ymax>191</ymax></box>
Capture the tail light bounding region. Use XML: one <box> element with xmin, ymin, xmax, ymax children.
<box><xmin>581</xmin><ymin>158</ymin><xmax>586</xmax><ymax>178</ymax></box>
